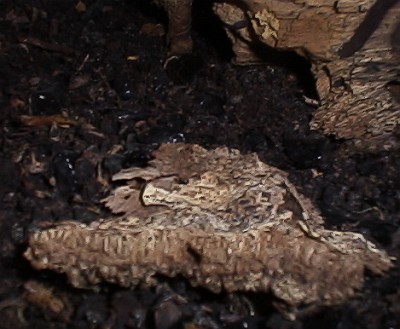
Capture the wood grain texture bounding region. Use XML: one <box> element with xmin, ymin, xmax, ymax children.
<box><xmin>25</xmin><ymin>144</ymin><xmax>393</xmax><ymax>319</ymax></box>
<box><xmin>158</xmin><ymin>0</ymin><xmax>400</xmax><ymax>149</ymax></box>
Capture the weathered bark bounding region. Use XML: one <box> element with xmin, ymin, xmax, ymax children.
<box><xmin>310</xmin><ymin>2</ymin><xmax>400</xmax><ymax>149</ymax></box>
<box><xmin>162</xmin><ymin>0</ymin><xmax>193</xmax><ymax>56</ymax></box>
<box><xmin>25</xmin><ymin>144</ymin><xmax>393</xmax><ymax>320</ymax></box>
<box><xmin>159</xmin><ymin>0</ymin><xmax>400</xmax><ymax>149</ymax></box>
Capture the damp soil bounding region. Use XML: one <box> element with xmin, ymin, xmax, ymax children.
<box><xmin>0</xmin><ymin>1</ymin><xmax>399</xmax><ymax>329</ymax></box>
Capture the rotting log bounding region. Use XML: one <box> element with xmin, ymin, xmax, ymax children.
<box><xmin>159</xmin><ymin>0</ymin><xmax>400</xmax><ymax>150</ymax></box>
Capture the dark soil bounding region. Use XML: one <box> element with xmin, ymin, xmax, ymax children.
<box><xmin>0</xmin><ymin>1</ymin><xmax>399</xmax><ymax>328</ymax></box>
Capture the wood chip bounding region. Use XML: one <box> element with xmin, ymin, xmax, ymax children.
<box><xmin>24</xmin><ymin>143</ymin><xmax>393</xmax><ymax>319</ymax></box>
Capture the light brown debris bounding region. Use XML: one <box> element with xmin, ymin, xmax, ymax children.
<box><xmin>157</xmin><ymin>0</ymin><xmax>400</xmax><ymax>149</ymax></box>
<box><xmin>25</xmin><ymin>143</ymin><xmax>393</xmax><ymax>319</ymax></box>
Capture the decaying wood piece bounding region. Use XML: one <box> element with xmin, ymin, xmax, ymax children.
<box><xmin>310</xmin><ymin>2</ymin><xmax>400</xmax><ymax>149</ymax></box>
<box><xmin>158</xmin><ymin>0</ymin><xmax>400</xmax><ymax>149</ymax></box>
<box><xmin>25</xmin><ymin>144</ymin><xmax>392</xmax><ymax>319</ymax></box>
<box><xmin>155</xmin><ymin>0</ymin><xmax>193</xmax><ymax>56</ymax></box>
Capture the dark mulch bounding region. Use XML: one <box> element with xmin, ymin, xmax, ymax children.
<box><xmin>0</xmin><ymin>1</ymin><xmax>399</xmax><ymax>328</ymax></box>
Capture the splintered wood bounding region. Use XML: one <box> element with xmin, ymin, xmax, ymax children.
<box><xmin>213</xmin><ymin>0</ymin><xmax>400</xmax><ymax>149</ymax></box>
<box><xmin>155</xmin><ymin>0</ymin><xmax>400</xmax><ymax>149</ymax></box>
<box><xmin>25</xmin><ymin>144</ymin><xmax>393</xmax><ymax>318</ymax></box>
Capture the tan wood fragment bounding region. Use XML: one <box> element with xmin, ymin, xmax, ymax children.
<box><xmin>156</xmin><ymin>0</ymin><xmax>400</xmax><ymax>149</ymax></box>
<box><xmin>25</xmin><ymin>144</ymin><xmax>393</xmax><ymax>319</ymax></box>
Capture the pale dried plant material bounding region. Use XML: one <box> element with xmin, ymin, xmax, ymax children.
<box><xmin>25</xmin><ymin>144</ymin><xmax>393</xmax><ymax>319</ymax></box>
<box><xmin>155</xmin><ymin>0</ymin><xmax>400</xmax><ymax>149</ymax></box>
<box><xmin>214</xmin><ymin>0</ymin><xmax>400</xmax><ymax>150</ymax></box>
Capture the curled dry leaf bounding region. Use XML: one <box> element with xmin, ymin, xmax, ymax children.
<box><xmin>24</xmin><ymin>143</ymin><xmax>393</xmax><ymax>319</ymax></box>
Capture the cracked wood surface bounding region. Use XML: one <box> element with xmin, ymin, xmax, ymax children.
<box><xmin>157</xmin><ymin>0</ymin><xmax>400</xmax><ymax>149</ymax></box>
<box><xmin>25</xmin><ymin>144</ymin><xmax>393</xmax><ymax>319</ymax></box>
